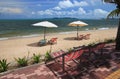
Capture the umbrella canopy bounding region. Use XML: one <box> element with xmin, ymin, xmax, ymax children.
<box><xmin>68</xmin><ymin>21</ymin><xmax>88</xmax><ymax>39</ymax></box>
<box><xmin>32</xmin><ymin>21</ymin><xmax>58</xmax><ymax>40</ymax></box>
<box><xmin>68</xmin><ymin>21</ymin><xmax>88</xmax><ymax>26</ymax></box>
<box><xmin>32</xmin><ymin>21</ymin><xmax>58</xmax><ymax>28</ymax></box>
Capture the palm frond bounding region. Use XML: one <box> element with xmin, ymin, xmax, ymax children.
<box><xmin>103</xmin><ymin>0</ymin><xmax>115</xmax><ymax>3</ymax></box>
<box><xmin>114</xmin><ymin>0</ymin><xmax>120</xmax><ymax>5</ymax></box>
<box><xmin>107</xmin><ymin>9</ymin><xmax>120</xmax><ymax>18</ymax></box>
<box><xmin>103</xmin><ymin>0</ymin><xmax>120</xmax><ymax>5</ymax></box>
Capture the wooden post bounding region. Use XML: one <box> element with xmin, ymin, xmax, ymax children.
<box><xmin>44</xmin><ymin>27</ymin><xmax>46</xmax><ymax>40</ymax></box>
<box><xmin>77</xmin><ymin>26</ymin><xmax>79</xmax><ymax>39</ymax></box>
<box><xmin>62</xmin><ymin>54</ymin><xmax>65</xmax><ymax>72</ymax></box>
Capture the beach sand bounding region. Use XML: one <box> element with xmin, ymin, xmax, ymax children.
<box><xmin>0</xmin><ymin>28</ymin><xmax>117</xmax><ymax>62</ymax></box>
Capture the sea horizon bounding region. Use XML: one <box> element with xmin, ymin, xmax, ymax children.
<box><xmin>0</xmin><ymin>18</ymin><xmax>118</xmax><ymax>40</ymax></box>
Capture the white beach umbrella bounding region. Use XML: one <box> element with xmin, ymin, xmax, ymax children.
<box><xmin>68</xmin><ymin>21</ymin><xmax>88</xmax><ymax>39</ymax></box>
<box><xmin>32</xmin><ymin>21</ymin><xmax>58</xmax><ymax>40</ymax></box>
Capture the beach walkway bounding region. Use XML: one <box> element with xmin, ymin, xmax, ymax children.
<box><xmin>0</xmin><ymin>63</ymin><xmax>57</xmax><ymax>79</ymax></box>
<box><xmin>0</xmin><ymin>61</ymin><xmax>120</xmax><ymax>79</ymax></box>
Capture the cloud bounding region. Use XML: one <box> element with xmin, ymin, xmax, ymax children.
<box><xmin>37</xmin><ymin>4</ymin><xmax>41</xmax><ymax>6</ymax></box>
<box><xmin>0</xmin><ymin>7</ymin><xmax>23</xmax><ymax>14</ymax></box>
<box><xmin>53</xmin><ymin>6</ymin><xmax>61</xmax><ymax>10</ymax></box>
<box><xmin>86</xmin><ymin>0</ymin><xmax>103</xmax><ymax>6</ymax></box>
<box><xmin>56</xmin><ymin>0</ymin><xmax>88</xmax><ymax>9</ymax></box>
<box><xmin>37</xmin><ymin>7</ymin><xmax>86</xmax><ymax>17</ymax></box>
<box><xmin>38</xmin><ymin>9</ymin><xmax>54</xmax><ymax>15</ymax></box>
<box><xmin>0</xmin><ymin>0</ymin><xmax>111</xmax><ymax>19</ymax></box>
<box><xmin>31</xmin><ymin>11</ymin><xmax>35</xmax><ymax>15</ymax></box>
<box><xmin>37</xmin><ymin>8</ymin><xmax>109</xmax><ymax>19</ymax></box>
<box><xmin>78</xmin><ymin>7</ymin><xmax>86</xmax><ymax>14</ymax></box>
<box><xmin>93</xmin><ymin>9</ymin><xmax>108</xmax><ymax>16</ymax></box>
<box><xmin>73</xmin><ymin>1</ymin><xmax>88</xmax><ymax>7</ymax></box>
<box><xmin>58</xmin><ymin>0</ymin><xmax>74</xmax><ymax>8</ymax></box>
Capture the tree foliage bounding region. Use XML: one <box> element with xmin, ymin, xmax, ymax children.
<box><xmin>103</xmin><ymin>0</ymin><xmax>120</xmax><ymax>18</ymax></box>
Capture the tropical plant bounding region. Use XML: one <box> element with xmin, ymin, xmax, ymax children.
<box><xmin>0</xmin><ymin>59</ymin><xmax>9</xmax><ymax>72</ymax></box>
<box><xmin>32</xmin><ymin>53</ymin><xmax>41</xmax><ymax>63</ymax></box>
<box><xmin>67</xmin><ymin>48</ymin><xmax>73</xmax><ymax>52</ymax></box>
<box><xmin>103</xmin><ymin>0</ymin><xmax>120</xmax><ymax>50</ymax></box>
<box><xmin>14</xmin><ymin>57</ymin><xmax>28</xmax><ymax>67</ymax></box>
<box><xmin>104</xmin><ymin>38</ymin><xmax>115</xmax><ymax>43</ymax></box>
<box><xmin>44</xmin><ymin>51</ymin><xmax>52</xmax><ymax>62</ymax></box>
<box><xmin>87</xmin><ymin>42</ymin><xmax>96</xmax><ymax>46</ymax></box>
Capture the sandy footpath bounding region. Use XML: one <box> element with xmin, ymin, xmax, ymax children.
<box><xmin>0</xmin><ymin>28</ymin><xmax>117</xmax><ymax>62</ymax></box>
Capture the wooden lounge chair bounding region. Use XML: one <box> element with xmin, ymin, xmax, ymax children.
<box><xmin>50</xmin><ymin>50</ymin><xmax>65</xmax><ymax>61</ymax></box>
<box><xmin>87</xmin><ymin>43</ymin><xmax>112</xmax><ymax>68</ymax></box>
<box><xmin>46</xmin><ymin>48</ymin><xmax>87</xmax><ymax>78</ymax></box>
<box><xmin>78</xmin><ymin>35</ymin><xmax>84</xmax><ymax>40</ymax></box>
<box><xmin>48</xmin><ymin>37</ymin><xmax>58</xmax><ymax>45</ymax></box>
<box><xmin>114</xmin><ymin>52</ymin><xmax>120</xmax><ymax>63</ymax></box>
<box><xmin>74</xmin><ymin>34</ymin><xmax>84</xmax><ymax>40</ymax></box>
<box><xmin>93</xmin><ymin>43</ymin><xmax>106</xmax><ymax>55</ymax></box>
<box><xmin>85</xmin><ymin>43</ymin><xmax>106</xmax><ymax>56</ymax></box>
<box><xmin>75</xmin><ymin>34</ymin><xmax>91</xmax><ymax>40</ymax></box>
<box><xmin>83</xmin><ymin>34</ymin><xmax>91</xmax><ymax>40</ymax></box>
<box><xmin>47</xmin><ymin>48</ymin><xmax>85</xmax><ymax>71</ymax></box>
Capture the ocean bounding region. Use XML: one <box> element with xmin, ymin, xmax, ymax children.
<box><xmin>0</xmin><ymin>18</ymin><xmax>118</xmax><ymax>40</ymax></box>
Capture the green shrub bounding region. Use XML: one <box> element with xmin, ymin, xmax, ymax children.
<box><xmin>14</xmin><ymin>57</ymin><xmax>28</xmax><ymax>67</ymax></box>
<box><xmin>44</xmin><ymin>51</ymin><xmax>52</xmax><ymax>62</ymax></box>
<box><xmin>0</xmin><ymin>59</ymin><xmax>9</xmax><ymax>72</ymax></box>
<box><xmin>87</xmin><ymin>42</ymin><xmax>96</xmax><ymax>46</ymax></box>
<box><xmin>104</xmin><ymin>38</ymin><xmax>115</xmax><ymax>43</ymax></box>
<box><xmin>32</xmin><ymin>53</ymin><xmax>41</xmax><ymax>64</ymax></box>
<box><xmin>67</xmin><ymin>48</ymin><xmax>73</xmax><ymax>52</ymax></box>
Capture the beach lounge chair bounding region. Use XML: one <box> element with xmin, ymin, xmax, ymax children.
<box><xmin>46</xmin><ymin>48</ymin><xmax>87</xmax><ymax>78</ymax></box>
<box><xmin>87</xmin><ymin>43</ymin><xmax>111</xmax><ymax>68</ymax></box>
<box><xmin>83</xmin><ymin>34</ymin><xmax>91</xmax><ymax>40</ymax></box>
<box><xmin>94</xmin><ymin>43</ymin><xmax>106</xmax><ymax>55</ymax></box>
<box><xmin>114</xmin><ymin>52</ymin><xmax>120</xmax><ymax>63</ymax></box>
<box><xmin>74</xmin><ymin>34</ymin><xmax>84</xmax><ymax>40</ymax></box>
<box><xmin>48</xmin><ymin>37</ymin><xmax>58</xmax><ymax>45</ymax></box>
<box><xmin>86</xmin><ymin>43</ymin><xmax>106</xmax><ymax>56</ymax></box>
<box><xmin>47</xmin><ymin>48</ymin><xmax>85</xmax><ymax>71</ymax></box>
<box><xmin>78</xmin><ymin>35</ymin><xmax>84</xmax><ymax>40</ymax></box>
<box><xmin>38</xmin><ymin>39</ymin><xmax>47</xmax><ymax>46</ymax></box>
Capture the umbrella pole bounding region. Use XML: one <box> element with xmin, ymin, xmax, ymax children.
<box><xmin>50</xmin><ymin>44</ymin><xmax>52</xmax><ymax>53</ymax></box>
<box><xmin>44</xmin><ymin>27</ymin><xmax>46</xmax><ymax>40</ymax></box>
<box><xmin>77</xmin><ymin>26</ymin><xmax>79</xmax><ymax>39</ymax></box>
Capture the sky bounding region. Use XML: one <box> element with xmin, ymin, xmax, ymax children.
<box><xmin>0</xmin><ymin>0</ymin><xmax>116</xmax><ymax>19</ymax></box>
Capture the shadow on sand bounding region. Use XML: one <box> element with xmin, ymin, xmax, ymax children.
<box><xmin>27</xmin><ymin>42</ymin><xmax>40</xmax><ymax>47</ymax></box>
<box><xmin>27</xmin><ymin>42</ymin><xmax>51</xmax><ymax>47</ymax></box>
<box><xmin>64</xmin><ymin>37</ymin><xmax>77</xmax><ymax>41</ymax></box>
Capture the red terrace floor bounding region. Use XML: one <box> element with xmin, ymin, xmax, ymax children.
<box><xmin>1</xmin><ymin>62</ymin><xmax>120</xmax><ymax>79</ymax></box>
<box><xmin>0</xmin><ymin>64</ymin><xmax>57</xmax><ymax>79</ymax></box>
